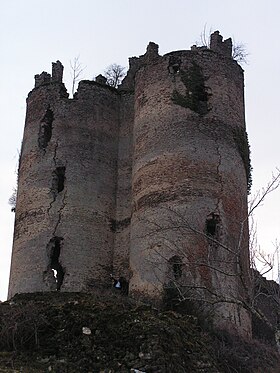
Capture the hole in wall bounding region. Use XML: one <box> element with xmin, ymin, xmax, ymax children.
<box><xmin>38</xmin><ymin>107</ymin><xmax>54</xmax><ymax>149</ymax></box>
<box><xmin>171</xmin><ymin>62</ymin><xmax>211</xmax><ymax>115</ymax></box>
<box><xmin>169</xmin><ymin>64</ymin><xmax>180</xmax><ymax>74</ymax></box>
<box><xmin>168</xmin><ymin>56</ymin><xmax>181</xmax><ymax>74</ymax></box>
<box><xmin>169</xmin><ymin>255</ymin><xmax>183</xmax><ymax>280</ymax></box>
<box><xmin>206</xmin><ymin>213</ymin><xmax>220</xmax><ymax>237</ymax></box>
<box><xmin>111</xmin><ymin>275</ymin><xmax>129</xmax><ymax>295</ymax></box>
<box><xmin>47</xmin><ymin>236</ymin><xmax>65</xmax><ymax>290</ymax></box>
<box><xmin>52</xmin><ymin>166</ymin><xmax>66</xmax><ymax>195</ymax></box>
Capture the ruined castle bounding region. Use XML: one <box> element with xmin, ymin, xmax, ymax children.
<box><xmin>8</xmin><ymin>31</ymin><xmax>252</xmax><ymax>337</ymax></box>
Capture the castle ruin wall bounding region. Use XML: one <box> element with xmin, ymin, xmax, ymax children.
<box><xmin>8</xmin><ymin>32</ymin><xmax>252</xmax><ymax>337</ymax></box>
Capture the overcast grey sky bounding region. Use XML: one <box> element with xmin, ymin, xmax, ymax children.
<box><xmin>1</xmin><ymin>0</ymin><xmax>280</xmax><ymax>300</ymax></box>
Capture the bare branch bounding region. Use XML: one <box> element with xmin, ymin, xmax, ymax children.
<box><xmin>196</xmin><ymin>27</ymin><xmax>249</xmax><ymax>65</ymax></box>
<box><xmin>196</xmin><ymin>24</ymin><xmax>212</xmax><ymax>48</ymax></box>
<box><xmin>104</xmin><ymin>64</ymin><xmax>126</xmax><ymax>88</ymax></box>
<box><xmin>70</xmin><ymin>56</ymin><xmax>86</xmax><ymax>96</ymax></box>
<box><xmin>232</xmin><ymin>40</ymin><xmax>249</xmax><ymax>65</ymax></box>
<box><xmin>249</xmin><ymin>169</ymin><xmax>280</xmax><ymax>216</ymax></box>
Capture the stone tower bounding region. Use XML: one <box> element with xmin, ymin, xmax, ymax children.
<box><xmin>9</xmin><ymin>31</ymin><xmax>252</xmax><ymax>337</ymax></box>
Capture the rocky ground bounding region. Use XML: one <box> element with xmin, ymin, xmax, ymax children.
<box><xmin>0</xmin><ymin>291</ymin><xmax>279</xmax><ymax>373</ymax></box>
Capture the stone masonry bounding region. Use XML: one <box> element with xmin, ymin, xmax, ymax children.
<box><xmin>8</xmin><ymin>31</ymin><xmax>252</xmax><ymax>337</ymax></box>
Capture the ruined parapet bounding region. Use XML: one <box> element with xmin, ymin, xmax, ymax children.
<box><xmin>51</xmin><ymin>60</ymin><xmax>64</xmax><ymax>83</ymax></box>
<box><xmin>120</xmin><ymin>44</ymin><xmax>160</xmax><ymax>91</ymax></box>
<box><xmin>119</xmin><ymin>57</ymin><xmax>140</xmax><ymax>91</ymax></box>
<box><xmin>34</xmin><ymin>61</ymin><xmax>64</xmax><ymax>88</ymax></box>
<box><xmin>145</xmin><ymin>42</ymin><xmax>160</xmax><ymax>62</ymax></box>
<box><xmin>210</xmin><ymin>30</ymin><xmax>232</xmax><ymax>58</ymax></box>
<box><xmin>8</xmin><ymin>63</ymin><xmax>120</xmax><ymax>298</ymax></box>
<box><xmin>34</xmin><ymin>62</ymin><xmax>68</xmax><ymax>99</ymax></box>
<box><xmin>35</xmin><ymin>72</ymin><xmax>51</xmax><ymax>88</ymax></box>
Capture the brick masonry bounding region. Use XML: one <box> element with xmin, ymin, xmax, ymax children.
<box><xmin>8</xmin><ymin>31</ymin><xmax>252</xmax><ymax>337</ymax></box>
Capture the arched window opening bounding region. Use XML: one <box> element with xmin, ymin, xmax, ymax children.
<box><xmin>38</xmin><ymin>107</ymin><xmax>54</xmax><ymax>149</ymax></box>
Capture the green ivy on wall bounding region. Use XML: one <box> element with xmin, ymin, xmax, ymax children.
<box><xmin>233</xmin><ymin>127</ymin><xmax>252</xmax><ymax>193</ymax></box>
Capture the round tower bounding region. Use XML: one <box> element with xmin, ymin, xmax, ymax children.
<box><xmin>129</xmin><ymin>33</ymin><xmax>251</xmax><ymax>336</ymax></box>
<box><xmin>8</xmin><ymin>63</ymin><xmax>120</xmax><ymax>297</ymax></box>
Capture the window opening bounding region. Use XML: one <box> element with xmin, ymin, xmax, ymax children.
<box><xmin>111</xmin><ymin>274</ymin><xmax>129</xmax><ymax>295</ymax></box>
<box><xmin>169</xmin><ymin>255</ymin><xmax>183</xmax><ymax>280</ymax></box>
<box><xmin>38</xmin><ymin>107</ymin><xmax>53</xmax><ymax>149</ymax></box>
<box><xmin>48</xmin><ymin>237</ymin><xmax>65</xmax><ymax>290</ymax></box>
<box><xmin>206</xmin><ymin>213</ymin><xmax>220</xmax><ymax>237</ymax></box>
<box><xmin>168</xmin><ymin>56</ymin><xmax>181</xmax><ymax>74</ymax></box>
<box><xmin>52</xmin><ymin>166</ymin><xmax>65</xmax><ymax>195</ymax></box>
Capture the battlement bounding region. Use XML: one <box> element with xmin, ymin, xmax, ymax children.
<box><xmin>33</xmin><ymin>31</ymin><xmax>238</xmax><ymax>97</ymax></box>
<box><xmin>34</xmin><ymin>61</ymin><xmax>64</xmax><ymax>88</ymax></box>
<box><xmin>210</xmin><ymin>30</ymin><xmax>232</xmax><ymax>57</ymax></box>
<box><xmin>34</xmin><ymin>71</ymin><xmax>51</xmax><ymax>87</ymax></box>
<box><xmin>52</xmin><ymin>60</ymin><xmax>64</xmax><ymax>83</ymax></box>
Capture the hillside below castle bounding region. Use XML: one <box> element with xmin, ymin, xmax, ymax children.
<box><xmin>0</xmin><ymin>291</ymin><xmax>279</xmax><ymax>373</ymax></box>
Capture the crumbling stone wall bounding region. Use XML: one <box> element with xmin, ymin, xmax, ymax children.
<box><xmin>9</xmin><ymin>31</ymin><xmax>252</xmax><ymax>337</ymax></box>
<box><xmin>9</xmin><ymin>69</ymin><xmax>120</xmax><ymax>296</ymax></box>
<box><xmin>128</xmin><ymin>34</ymin><xmax>251</xmax><ymax>337</ymax></box>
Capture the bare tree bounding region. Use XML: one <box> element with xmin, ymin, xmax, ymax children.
<box><xmin>104</xmin><ymin>64</ymin><xmax>126</xmax><ymax>88</ymax></box>
<box><xmin>249</xmin><ymin>169</ymin><xmax>280</xmax><ymax>281</ymax></box>
<box><xmin>137</xmin><ymin>206</ymin><xmax>248</xmax><ymax>306</ymax></box>
<box><xmin>232</xmin><ymin>40</ymin><xmax>249</xmax><ymax>65</ymax></box>
<box><xmin>70</xmin><ymin>56</ymin><xmax>86</xmax><ymax>96</ymax></box>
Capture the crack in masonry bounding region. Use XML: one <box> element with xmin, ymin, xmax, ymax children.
<box><xmin>47</xmin><ymin>141</ymin><xmax>59</xmax><ymax>216</ymax></box>
<box><xmin>46</xmin><ymin>140</ymin><xmax>67</xmax><ymax>237</ymax></box>
<box><xmin>53</xmin><ymin>140</ymin><xmax>59</xmax><ymax>168</ymax></box>
<box><xmin>52</xmin><ymin>186</ymin><xmax>67</xmax><ymax>237</ymax></box>
<box><xmin>38</xmin><ymin>106</ymin><xmax>54</xmax><ymax>153</ymax></box>
<box><xmin>196</xmin><ymin>119</ymin><xmax>223</xmax><ymax>212</ymax></box>
<box><xmin>52</xmin><ymin>145</ymin><xmax>68</xmax><ymax>237</ymax></box>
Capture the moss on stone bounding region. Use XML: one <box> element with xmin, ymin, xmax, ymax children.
<box><xmin>172</xmin><ymin>62</ymin><xmax>211</xmax><ymax>115</ymax></box>
<box><xmin>233</xmin><ymin>127</ymin><xmax>252</xmax><ymax>193</ymax></box>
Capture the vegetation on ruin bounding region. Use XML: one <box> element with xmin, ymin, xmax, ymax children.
<box><xmin>232</xmin><ymin>127</ymin><xmax>253</xmax><ymax>193</ymax></box>
<box><xmin>172</xmin><ymin>62</ymin><xmax>211</xmax><ymax>115</ymax></box>
<box><xmin>0</xmin><ymin>292</ymin><xmax>279</xmax><ymax>372</ymax></box>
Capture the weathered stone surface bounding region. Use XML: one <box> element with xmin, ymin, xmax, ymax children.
<box><xmin>9</xmin><ymin>31</ymin><xmax>252</xmax><ymax>337</ymax></box>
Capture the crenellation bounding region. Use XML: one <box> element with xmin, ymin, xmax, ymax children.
<box><xmin>210</xmin><ymin>30</ymin><xmax>232</xmax><ymax>58</ymax></box>
<box><xmin>34</xmin><ymin>72</ymin><xmax>51</xmax><ymax>88</ymax></box>
<box><xmin>145</xmin><ymin>41</ymin><xmax>160</xmax><ymax>61</ymax></box>
<box><xmin>223</xmin><ymin>37</ymin><xmax>233</xmax><ymax>57</ymax></box>
<box><xmin>51</xmin><ymin>60</ymin><xmax>64</xmax><ymax>83</ymax></box>
<box><xmin>9</xmin><ymin>31</ymin><xmax>252</xmax><ymax>338</ymax></box>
